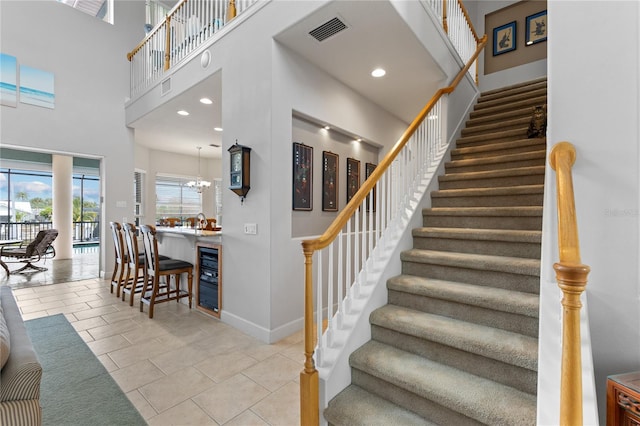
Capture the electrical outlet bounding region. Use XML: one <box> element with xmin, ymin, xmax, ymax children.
<box><xmin>244</xmin><ymin>223</ymin><xmax>257</xmax><ymax>235</ymax></box>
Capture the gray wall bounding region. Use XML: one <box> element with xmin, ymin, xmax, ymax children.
<box><xmin>291</xmin><ymin>116</ymin><xmax>380</xmax><ymax>238</ymax></box>
<box><xmin>0</xmin><ymin>0</ymin><xmax>145</xmax><ymax>276</ymax></box>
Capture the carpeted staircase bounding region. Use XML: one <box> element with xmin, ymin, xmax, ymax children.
<box><xmin>324</xmin><ymin>77</ymin><xmax>547</xmax><ymax>425</ymax></box>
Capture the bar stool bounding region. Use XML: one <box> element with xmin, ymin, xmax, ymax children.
<box><xmin>121</xmin><ymin>223</ymin><xmax>159</xmax><ymax>306</ymax></box>
<box><xmin>139</xmin><ymin>224</ymin><xmax>193</xmax><ymax>318</ymax></box>
<box><xmin>109</xmin><ymin>222</ymin><xmax>127</xmax><ymax>297</ymax></box>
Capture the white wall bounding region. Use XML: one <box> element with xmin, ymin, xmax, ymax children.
<box><xmin>546</xmin><ymin>1</ymin><xmax>640</xmax><ymax>424</ymax></box>
<box><xmin>0</xmin><ymin>0</ymin><xmax>145</xmax><ymax>276</ymax></box>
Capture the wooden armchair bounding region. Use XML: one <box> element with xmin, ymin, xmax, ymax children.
<box><xmin>0</xmin><ymin>229</ymin><xmax>58</xmax><ymax>274</ymax></box>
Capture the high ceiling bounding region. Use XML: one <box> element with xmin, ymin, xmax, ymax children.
<box><xmin>128</xmin><ymin>0</ymin><xmax>445</xmax><ymax>159</ymax></box>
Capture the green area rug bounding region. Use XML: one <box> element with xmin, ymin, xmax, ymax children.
<box><xmin>25</xmin><ymin>314</ymin><xmax>146</xmax><ymax>426</ymax></box>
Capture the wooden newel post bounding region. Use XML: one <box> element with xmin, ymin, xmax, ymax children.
<box><xmin>550</xmin><ymin>141</ymin><xmax>591</xmax><ymax>425</ymax></box>
<box><xmin>442</xmin><ymin>0</ymin><xmax>449</xmax><ymax>33</ymax></box>
<box><xmin>227</xmin><ymin>0</ymin><xmax>237</xmax><ymax>22</ymax></box>
<box><xmin>300</xmin><ymin>247</ymin><xmax>319</xmax><ymax>426</ymax></box>
<box><xmin>164</xmin><ymin>15</ymin><xmax>171</xmax><ymax>71</ymax></box>
<box><xmin>554</xmin><ymin>262</ymin><xmax>590</xmax><ymax>426</ymax></box>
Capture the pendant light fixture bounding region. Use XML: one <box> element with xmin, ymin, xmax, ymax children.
<box><xmin>186</xmin><ymin>146</ymin><xmax>211</xmax><ymax>193</ymax></box>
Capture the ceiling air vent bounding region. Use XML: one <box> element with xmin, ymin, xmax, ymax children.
<box><xmin>309</xmin><ymin>17</ymin><xmax>348</xmax><ymax>42</ymax></box>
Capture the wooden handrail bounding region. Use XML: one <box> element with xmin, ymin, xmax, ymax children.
<box><xmin>299</xmin><ymin>35</ymin><xmax>486</xmax><ymax>426</ymax></box>
<box><xmin>301</xmin><ymin>35</ymin><xmax>486</xmax><ymax>255</ymax></box>
<box><xmin>549</xmin><ymin>141</ymin><xmax>591</xmax><ymax>425</ymax></box>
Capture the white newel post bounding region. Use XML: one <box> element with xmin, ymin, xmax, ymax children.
<box><xmin>52</xmin><ymin>154</ymin><xmax>73</xmax><ymax>259</ymax></box>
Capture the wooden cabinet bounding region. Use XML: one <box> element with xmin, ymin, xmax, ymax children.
<box><xmin>195</xmin><ymin>243</ymin><xmax>221</xmax><ymax>318</ymax></box>
<box><xmin>608</xmin><ymin>371</ymin><xmax>640</xmax><ymax>426</ymax></box>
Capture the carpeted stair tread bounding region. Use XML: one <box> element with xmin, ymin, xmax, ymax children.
<box><xmin>387</xmin><ymin>274</ymin><xmax>539</xmax><ymax>318</ymax></box>
<box><xmin>446</xmin><ymin>150</ymin><xmax>546</xmax><ymax>168</ymax></box>
<box><xmin>466</xmin><ymin>107</ymin><xmax>541</xmax><ymax>127</ymax></box>
<box><xmin>400</xmin><ymin>249</ymin><xmax>540</xmax><ymax>277</ymax></box>
<box><xmin>479</xmin><ymin>77</ymin><xmax>547</xmax><ymax>98</ymax></box>
<box><xmin>412</xmin><ymin>226</ymin><xmax>541</xmax><ymax>259</ymax></box>
<box><xmin>350</xmin><ymin>341</ymin><xmax>537</xmax><ymax>425</ymax></box>
<box><xmin>451</xmin><ymin>138</ymin><xmax>546</xmax><ymax>158</ymax></box>
<box><xmin>438</xmin><ymin>166</ymin><xmax>546</xmax><ymax>190</ymax></box>
<box><xmin>370</xmin><ymin>305</ymin><xmax>538</xmax><ymax>370</ymax></box>
<box><xmin>423</xmin><ymin>206</ymin><xmax>542</xmax><ymax>217</ymax></box>
<box><xmin>324</xmin><ymin>385</ymin><xmax>436</xmax><ymax>426</ymax></box>
<box><xmin>422</xmin><ymin>206</ymin><xmax>543</xmax><ymax>230</ymax></box>
<box><xmin>478</xmin><ymin>80</ymin><xmax>547</xmax><ymax>103</ymax></box>
<box><xmin>461</xmin><ymin>116</ymin><xmax>531</xmax><ymax>135</ymax></box>
<box><xmin>431</xmin><ymin>184</ymin><xmax>544</xmax><ymax>199</ymax></box>
<box><xmin>440</xmin><ymin>166</ymin><xmax>545</xmax><ymax>183</ymax></box>
<box><xmin>413</xmin><ymin>227</ymin><xmax>541</xmax><ymax>244</ymax></box>
<box><xmin>474</xmin><ymin>88</ymin><xmax>547</xmax><ymax>111</ymax></box>
<box><xmin>455</xmin><ymin>127</ymin><xmax>529</xmax><ymax>146</ymax></box>
<box><xmin>469</xmin><ymin>95</ymin><xmax>547</xmax><ymax>119</ymax></box>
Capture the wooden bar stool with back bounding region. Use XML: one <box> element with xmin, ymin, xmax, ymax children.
<box><xmin>139</xmin><ymin>224</ymin><xmax>194</xmax><ymax>318</ymax></box>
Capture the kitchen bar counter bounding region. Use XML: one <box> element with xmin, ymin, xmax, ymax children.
<box><xmin>154</xmin><ymin>227</ymin><xmax>221</xmax><ymax>265</ymax></box>
<box><xmin>153</xmin><ymin>227</ymin><xmax>222</xmax><ymax>310</ymax></box>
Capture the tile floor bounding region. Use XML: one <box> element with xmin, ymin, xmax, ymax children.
<box><xmin>13</xmin><ymin>278</ymin><xmax>302</xmax><ymax>425</ymax></box>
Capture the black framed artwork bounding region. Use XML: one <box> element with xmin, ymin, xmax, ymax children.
<box><xmin>526</xmin><ymin>10</ymin><xmax>547</xmax><ymax>45</ymax></box>
<box><xmin>322</xmin><ymin>151</ymin><xmax>338</xmax><ymax>212</ymax></box>
<box><xmin>493</xmin><ymin>21</ymin><xmax>516</xmax><ymax>56</ymax></box>
<box><xmin>365</xmin><ymin>162</ymin><xmax>377</xmax><ymax>211</ymax></box>
<box><xmin>346</xmin><ymin>157</ymin><xmax>360</xmax><ymax>204</ymax></box>
<box><xmin>292</xmin><ymin>142</ymin><xmax>313</xmax><ymax>211</ymax></box>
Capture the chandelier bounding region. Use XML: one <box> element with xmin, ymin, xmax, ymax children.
<box><xmin>186</xmin><ymin>146</ymin><xmax>211</xmax><ymax>193</ymax></box>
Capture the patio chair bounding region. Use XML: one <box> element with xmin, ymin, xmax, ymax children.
<box><xmin>0</xmin><ymin>229</ymin><xmax>58</xmax><ymax>274</ymax></box>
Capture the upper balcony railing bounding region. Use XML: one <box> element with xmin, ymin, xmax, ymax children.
<box><xmin>126</xmin><ymin>0</ymin><xmax>259</xmax><ymax>97</ymax></box>
<box><xmin>127</xmin><ymin>0</ymin><xmax>480</xmax><ymax>98</ymax></box>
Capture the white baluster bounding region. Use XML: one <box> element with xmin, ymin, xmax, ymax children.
<box><xmin>316</xmin><ymin>250</ymin><xmax>322</xmax><ymax>367</ymax></box>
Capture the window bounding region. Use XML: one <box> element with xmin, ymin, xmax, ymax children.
<box><xmin>155</xmin><ymin>175</ymin><xmax>202</xmax><ymax>224</ymax></box>
<box><xmin>73</xmin><ymin>173</ymin><xmax>100</xmax><ymax>242</ymax></box>
<box><xmin>0</xmin><ymin>168</ymin><xmax>53</xmax><ymax>240</ymax></box>
<box><xmin>134</xmin><ymin>171</ymin><xmax>145</xmax><ymax>227</ymax></box>
<box><xmin>57</xmin><ymin>0</ymin><xmax>114</xmax><ymax>25</ymax></box>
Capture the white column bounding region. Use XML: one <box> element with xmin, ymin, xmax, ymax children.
<box><xmin>52</xmin><ymin>154</ymin><xmax>73</xmax><ymax>259</ymax></box>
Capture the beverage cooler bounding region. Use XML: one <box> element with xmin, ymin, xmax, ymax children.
<box><xmin>196</xmin><ymin>243</ymin><xmax>221</xmax><ymax>318</ymax></box>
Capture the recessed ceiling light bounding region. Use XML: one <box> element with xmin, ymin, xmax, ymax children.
<box><xmin>200</xmin><ymin>97</ymin><xmax>213</xmax><ymax>104</ymax></box>
<box><xmin>356</xmin><ymin>138</ymin><xmax>363</xmax><ymax>142</ymax></box>
<box><xmin>177</xmin><ymin>110</ymin><xmax>189</xmax><ymax>116</ymax></box>
<box><xmin>214</xmin><ymin>127</ymin><xmax>223</xmax><ymax>132</ymax></box>
<box><xmin>324</xmin><ymin>125</ymin><xmax>331</xmax><ymax>130</ymax></box>
<box><xmin>371</xmin><ymin>68</ymin><xmax>386</xmax><ymax>78</ymax></box>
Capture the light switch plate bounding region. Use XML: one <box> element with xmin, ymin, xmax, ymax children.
<box><xmin>244</xmin><ymin>223</ymin><xmax>257</xmax><ymax>235</ymax></box>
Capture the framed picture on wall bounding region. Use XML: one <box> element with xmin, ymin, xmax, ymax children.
<box><xmin>365</xmin><ymin>162</ymin><xmax>377</xmax><ymax>211</ymax></box>
<box><xmin>346</xmin><ymin>157</ymin><xmax>360</xmax><ymax>204</ymax></box>
<box><xmin>526</xmin><ymin>10</ymin><xmax>547</xmax><ymax>45</ymax></box>
<box><xmin>493</xmin><ymin>21</ymin><xmax>516</xmax><ymax>56</ymax></box>
<box><xmin>292</xmin><ymin>142</ymin><xmax>313</xmax><ymax>211</ymax></box>
<box><xmin>322</xmin><ymin>151</ymin><xmax>338</xmax><ymax>212</ymax></box>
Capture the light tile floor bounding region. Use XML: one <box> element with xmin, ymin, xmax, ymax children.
<box><xmin>13</xmin><ymin>278</ymin><xmax>302</xmax><ymax>425</ymax></box>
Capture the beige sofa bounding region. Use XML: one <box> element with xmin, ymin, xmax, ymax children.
<box><xmin>0</xmin><ymin>286</ymin><xmax>42</xmax><ymax>426</ymax></box>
